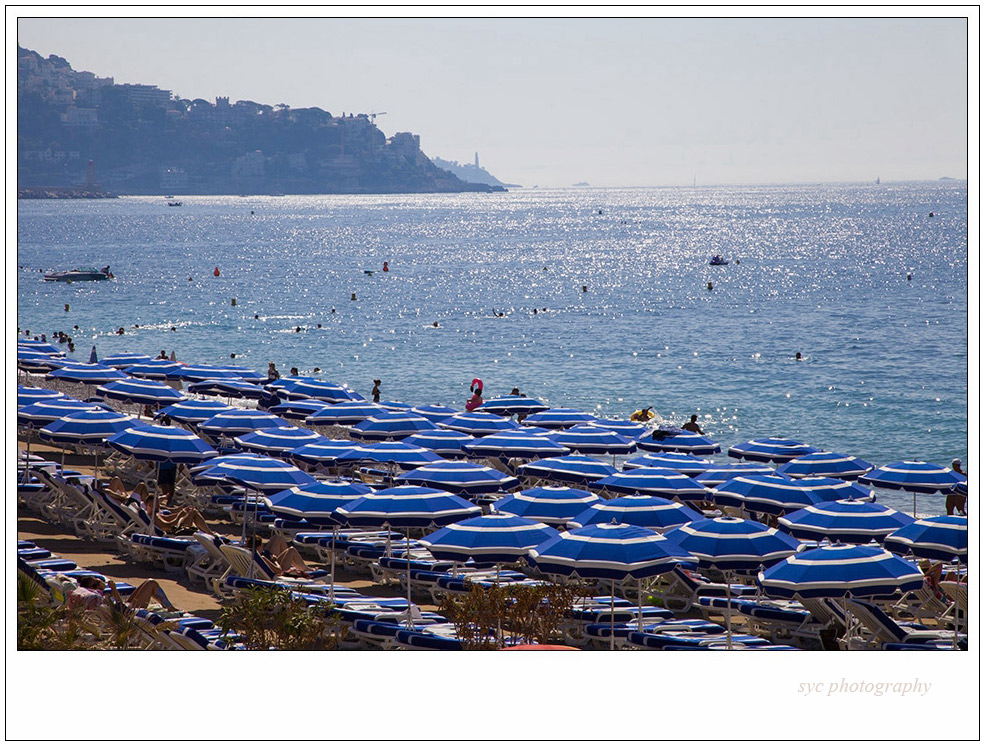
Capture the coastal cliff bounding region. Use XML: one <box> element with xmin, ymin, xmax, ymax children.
<box><xmin>17</xmin><ymin>46</ymin><xmax>505</xmax><ymax>196</ymax></box>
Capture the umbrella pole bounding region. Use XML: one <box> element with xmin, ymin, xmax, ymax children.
<box><xmin>406</xmin><ymin>540</ymin><xmax>413</xmax><ymax>628</ymax></box>
<box><xmin>843</xmin><ymin>595</ymin><xmax>852</xmax><ymax>651</ymax></box>
<box><xmin>150</xmin><ymin>462</ymin><xmax>160</xmax><ymax>535</ymax></box>
<box><xmin>330</xmin><ymin>529</ymin><xmax>337</xmax><ymax>606</ymax></box>
<box><xmin>610</xmin><ymin>579</ymin><xmax>616</xmax><ymax>651</ymax></box>
<box><xmin>637</xmin><ymin>578</ymin><xmax>644</xmax><ymax>632</ymax></box>
<box><xmin>912</xmin><ymin>491</ymin><xmax>917</xmax><ymax>517</ymax></box>
<box><xmin>21</xmin><ymin>430</ymin><xmax>32</xmax><ymax>483</ymax></box>
<box><xmin>725</xmin><ymin>573</ymin><xmax>733</xmax><ymax>651</ymax></box>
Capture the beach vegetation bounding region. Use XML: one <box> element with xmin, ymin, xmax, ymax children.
<box><xmin>217</xmin><ymin>586</ymin><xmax>340</xmax><ymax>650</ymax></box>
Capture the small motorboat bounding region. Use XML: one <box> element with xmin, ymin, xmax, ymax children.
<box><xmin>709</xmin><ymin>255</ymin><xmax>729</xmax><ymax>266</ymax></box>
<box><xmin>43</xmin><ymin>266</ymin><xmax>112</xmax><ymax>282</ymax></box>
<box><xmin>168</xmin><ymin>200</ymin><xmax>182</xmax><ymax>207</ymax></box>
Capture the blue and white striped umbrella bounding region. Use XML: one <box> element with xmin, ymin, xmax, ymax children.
<box><xmin>521</xmin><ymin>408</ymin><xmax>596</xmax><ymax>429</ymax></box>
<box><xmin>693</xmin><ymin>463</ymin><xmax>777</xmax><ymax>487</ymax></box>
<box><xmin>516</xmin><ymin>455</ymin><xmax>618</xmax><ymax>485</ymax></box>
<box><xmin>378</xmin><ymin>400</ymin><xmax>412</xmax><ymax>411</ymax></box>
<box><xmin>792</xmin><ymin>477</ymin><xmax>874</xmax><ymax>503</ymax></box>
<box><xmin>18</xmin><ymin>399</ymin><xmax>101</xmax><ymax>427</ymax></box>
<box><xmin>438</xmin><ymin>411</ymin><xmax>516</xmax><ymax>436</ymax></box>
<box><xmin>663</xmin><ymin>517</ymin><xmax>801</xmax><ymax>572</ymax></box>
<box><xmin>547</xmin><ymin>425</ymin><xmax>637</xmax><ymax>455</ymax></box>
<box><xmin>623</xmin><ymin>453</ymin><xmax>716</xmax><ymax>476</ymax></box>
<box><xmin>39</xmin><ymin>409</ymin><xmax>138</xmax><ymax>445</ymax></box>
<box><xmin>17</xmin><ymin>349</ymin><xmax>60</xmax><ymax>372</ymax></box>
<box><xmin>286</xmin><ymin>439</ymin><xmax>361</xmax><ymax>468</ymax></box>
<box><xmin>333</xmin><ymin>442</ymin><xmax>444</xmax><ymax>469</ymax></box>
<box><xmin>233</xmin><ymin>426</ymin><xmax>324</xmax><ymax>456</ymax></box>
<box><xmin>125</xmin><ymin>360</ymin><xmax>183</xmax><ymax>380</ymax></box>
<box><xmin>758</xmin><ymin>544</ymin><xmax>924</xmax><ymax>599</ymax></box>
<box><xmin>268</xmin><ymin>399</ymin><xmax>333</xmax><ymax>419</ymax></box>
<box><xmin>478</xmin><ymin>395</ymin><xmax>549</xmax><ymax>418</ymax></box>
<box><xmin>334</xmin><ymin>485</ymin><xmax>481</xmax><ymax>529</ymax></box>
<box><xmin>727</xmin><ymin>437</ymin><xmax>819</xmax><ymax>463</ymax></box>
<box><xmin>587</xmin><ymin>418</ymin><xmax>650</xmax><ymax>440</ymax></box>
<box><xmin>528</xmin><ymin>522</ymin><xmax>697</xmax><ymax>581</ymax></box>
<box><xmin>857</xmin><ymin>461</ymin><xmax>963</xmax><ymax>494</ymax></box>
<box><xmin>277</xmin><ymin>379</ymin><xmax>357</xmax><ymax>403</ymax></box>
<box><xmin>775</xmin><ymin>451</ymin><xmax>874</xmax><ymax>479</ymax></box>
<box><xmin>156</xmin><ymin>399</ymin><xmax>235</xmax><ymax>425</ymax></box>
<box><xmin>186</xmin><ymin>379</ymin><xmax>266</xmax><ymax>400</ymax></box>
<box><xmin>409</xmin><ymin>405</ymin><xmax>459</xmax><ymax>423</ymax></box>
<box><xmin>397</xmin><ymin>459</ymin><xmax>519</xmax><ymax>497</ymax></box>
<box><xmin>883</xmin><ymin>516</ymin><xmax>967</xmax><ymax>562</ymax></box>
<box><xmin>46</xmin><ymin>363</ymin><xmax>127</xmax><ymax>384</ymax></box>
<box><xmin>263</xmin><ymin>480</ymin><xmax>376</xmax><ymax>526</ymax></box>
<box><xmin>593</xmin><ymin>468</ymin><xmax>708</xmax><ymax>501</ymax></box>
<box><xmin>778</xmin><ymin>500</ymin><xmax>916</xmax><ymax>544</ymax></box>
<box><xmin>402</xmin><ymin>429</ymin><xmax>476</xmax><ymax>457</ymax></box>
<box><xmin>197</xmin><ymin>409</ymin><xmax>291</xmax><ymax>437</ymax></box>
<box><xmin>172</xmin><ymin>364</ymin><xmax>263</xmax><ymax>383</ymax></box>
<box><xmin>191</xmin><ymin>453</ymin><xmax>317</xmax><ymax>493</ymax></box>
<box><xmin>105</xmin><ymin>423</ymin><xmax>219</xmax><ymax>463</ymax></box>
<box><xmin>17</xmin><ymin>340</ymin><xmax>64</xmax><ymax>355</ymax></box>
<box><xmin>420</xmin><ymin>514</ymin><xmax>559</xmax><ymax>563</ymax></box>
<box><xmin>462</xmin><ymin>430</ymin><xmax>570</xmax><ymax>460</ymax></box>
<box><xmin>17</xmin><ymin>386</ymin><xmax>65</xmax><ymax>405</ymax></box>
<box><xmin>637</xmin><ymin>432</ymin><xmax>722</xmax><ymax>455</ymax></box>
<box><xmin>493</xmin><ymin>486</ymin><xmax>600</xmax><ymax>527</ymax></box>
<box><xmin>711</xmin><ymin>474</ymin><xmax>826</xmax><ymax>516</ymax></box>
<box><xmin>305</xmin><ymin>402</ymin><xmax>391</xmax><ymax>426</ymax></box>
<box><xmin>568</xmin><ymin>494</ymin><xmax>703</xmax><ymax>531</ymax></box>
<box><xmin>97</xmin><ymin>352</ymin><xmax>153</xmax><ymax>369</ymax></box>
<box><xmin>349</xmin><ymin>411</ymin><xmax>437</xmax><ymax>441</ymax></box>
<box><xmin>97</xmin><ymin>378</ymin><xmax>185</xmax><ymax>406</ymax></box>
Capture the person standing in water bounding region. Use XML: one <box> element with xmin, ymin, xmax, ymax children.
<box><xmin>371</xmin><ymin>379</ymin><xmax>382</xmax><ymax>403</ymax></box>
<box><xmin>681</xmin><ymin>414</ymin><xmax>705</xmax><ymax>434</ymax></box>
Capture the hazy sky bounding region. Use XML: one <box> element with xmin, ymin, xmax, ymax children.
<box><xmin>15</xmin><ymin>14</ymin><xmax>971</xmax><ymax>187</ymax></box>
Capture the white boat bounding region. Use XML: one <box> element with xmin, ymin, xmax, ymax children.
<box><xmin>43</xmin><ymin>266</ymin><xmax>112</xmax><ymax>282</ymax></box>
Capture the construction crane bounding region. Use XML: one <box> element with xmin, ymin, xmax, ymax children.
<box><xmin>368</xmin><ymin>112</ymin><xmax>387</xmax><ymax>122</ymax></box>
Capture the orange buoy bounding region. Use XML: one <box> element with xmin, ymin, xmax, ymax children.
<box><xmin>214</xmin><ymin>267</ymin><xmax>221</xmax><ymax>277</ymax></box>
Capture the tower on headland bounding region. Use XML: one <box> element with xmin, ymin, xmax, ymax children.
<box><xmin>475</xmin><ymin>152</ymin><xmax>479</xmax><ymax>168</ymax></box>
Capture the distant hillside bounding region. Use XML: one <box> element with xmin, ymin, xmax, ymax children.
<box><xmin>431</xmin><ymin>155</ymin><xmax>520</xmax><ymax>188</ymax></box>
<box><xmin>17</xmin><ymin>46</ymin><xmax>505</xmax><ymax>196</ymax></box>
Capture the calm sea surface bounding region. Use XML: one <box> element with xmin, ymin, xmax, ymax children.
<box><xmin>16</xmin><ymin>183</ymin><xmax>969</xmax><ymax>513</ymax></box>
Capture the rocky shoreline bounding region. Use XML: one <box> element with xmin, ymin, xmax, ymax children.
<box><xmin>18</xmin><ymin>187</ymin><xmax>117</xmax><ymax>199</ymax></box>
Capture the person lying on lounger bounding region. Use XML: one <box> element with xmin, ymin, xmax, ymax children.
<box><xmin>107</xmin><ymin>479</ymin><xmax>215</xmax><ymax>535</ymax></box>
<box><xmin>65</xmin><ymin>575</ymin><xmax>177</xmax><ymax>612</ymax></box>
<box><xmin>250</xmin><ymin>534</ymin><xmax>319</xmax><ymax>578</ymax></box>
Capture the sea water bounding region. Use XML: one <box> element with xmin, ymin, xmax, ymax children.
<box><xmin>15</xmin><ymin>182</ymin><xmax>970</xmax><ymax>514</ymax></box>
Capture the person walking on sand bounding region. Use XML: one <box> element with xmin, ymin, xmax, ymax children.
<box><xmin>371</xmin><ymin>379</ymin><xmax>382</xmax><ymax>403</ymax></box>
<box><xmin>681</xmin><ymin>414</ymin><xmax>705</xmax><ymax>434</ymax></box>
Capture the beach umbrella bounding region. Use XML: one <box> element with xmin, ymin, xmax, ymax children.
<box><xmin>409</xmin><ymin>405</ymin><xmax>459</xmax><ymax>423</ymax></box>
<box><xmin>546</xmin><ymin>426</ymin><xmax>637</xmax><ymax>455</ymax></box>
<box><xmin>156</xmin><ymin>399</ymin><xmax>235</xmax><ymax>425</ymax></box>
<box><xmin>18</xmin><ymin>399</ymin><xmax>101</xmax><ymax>481</ymax></box>
<box><xmin>46</xmin><ymin>362</ymin><xmax>127</xmax><ymax>385</ymax></box>
<box><xmin>105</xmin><ymin>423</ymin><xmax>219</xmax><ymax>464</ymax></box>
<box><xmin>592</xmin><ymin>467</ymin><xmax>708</xmax><ymax>502</ymax></box>
<box><xmin>778</xmin><ymin>500</ymin><xmax>916</xmax><ymax>544</ymax></box>
<box><xmin>493</xmin><ymin>486</ymin><xmax>600</xmax><ymax>528</ymax></box>
<box><xmin>402</xmin><ymin>429</ymin><xmax>476</xmax><ymax>457</ymax></box>
<box><xmin>711</xmin><ymin>474</ymin><xmax>828</xmax><ymax>516</ymax></box>
<box><xmin>522</xmin><ymin>408</ymin><xmax>595</xmax><ymax>429</ymax></box>
<box><xmin>198</xmin><ymin>409</ymin><xmax>291</xmax><ymax>437</ymax></box>
<box><xmin>17</xmin><ymin>386</ymin><xmax>65</xmax><ymax>405</ymax></box>
<box><xmin>378</xmin><ymin>400</ymin><xmax>412</xmax><ymax>411</ymax></box>
<box><xmin>664</xmin><ymin>516</ymin><xmax>801</xmax><ymax>648</ymax></box>
<box><xmin>38</xmin><ymin>409</ymin><xmax>139</xmax><ymax>476</ymax></box>
<box><xmin>263</xmin><ymin>480</ymin><xmax>376</xmax><ymax>526</ymax></box>
<box><xmin>17</xmin><ymin>340</ymin><xmax>64</xmax><ymax>355</ymax></box>
<box><xmin>883</xmin><ymin>515</ymin><xmax>967</xmax><ymax>563</ymax></box>
<box><xmin>478</xmin><ymin>395</ymin><xmax>550</xmax><ymax>418</ymax></box>
<box><xmin>277</xmin><ymin>379</ymin><xmax>357</xmax><ymax>403</ymax></box>
<box><xmin>727</xmin><ymin>437</ymin><xmax>818</xmax><ymax>463</ymax></box>
<box><xmin>335</xmin><ymin>485</ymin><xmax>482</xmax><ymax>620</ymax></box>
<box><xmin>305</xmin><ymin>402</ymin><xmax>391</xmax><ymax>427</ymax></box>
<box><xmin>125</xmin><ymin>360</ymin><xmax>184</xmax><ymax>380</ymax></box>
<box><xmin>98</xmin><ymin>352</ymin><xmax>153</xmax><ymax>369</ymax></box>
<box><xmin>637</xmin><ymin>432</ymin><xmax>722</xmax><ymax>455</ymax></box>
<box><xmin>857</xmin><ymin>461</ymin><xmax>963</xmax><ymax>516</ymax></box>
<box><xmin>287</xmin><ymin>439</ymin><xmax>362</xmax><ymax>469</ymax></box>
<box><xmin>623</xmin><ymin>453</ymin><xmax>716</xmax><ymax>476</ymax></box>
<box><xmin>97</xmin><ymin>378</ymin><xmax>185</xmax><ymax>407</ymax></box>
<box><xmin>568</xmin><ymin>494</ymin><xmax>703</xmax><ymax>531</ymax></box>
<box><xmin>172</xmin><ymin>364</ymin><xmax>262</xmax><ymax>383</ymax></box>
<box><xmin>439</xmin><ymin>411</ymin><xmax>516</xmax><ymax>436</ymax></box>
<box><xmin>17</xmin><ymin>349</ymin><xmax>60</xmax><ymax>373</ymax></box>
<box><xmin>268</xmin><ymin>399</ymin><xmax>332</xmax><ymax>419</ymax></box>
<box><xmin>793</xmin><ymin>477</ymin><xmax>874</xmax><ymax>503</ymax></box>
<box><xmin>775</xmin><ymin>451</ymin><xmax>874</xmax><ymax>479</ymax></box>
<box><xmin>421</xmin><ymin>513</ymin><xmax>559</xmax><ymax>563</ymax></box>
<box><xmin>693</xmin><ymin>463</ymin><xmax>777</xmax><ymax>487</ymax></box>
<box><xmin>528</xmin><ymin>522</ymin><xmax>698</xmax><ymax>648</ymax></box>
<box><xmin>333</xmin><ymin>442</ymin><xmax>444</xmax><ymax>470</ymax></box>
<box><xmin>517</xmin><ymin>455</ymin><xmax>618</xmax><ymax>486</ymax></box>
<box><xmin>349</xmin><ymin>411</ymin><xmax>436</xmax><ymax>441</ymax></box>
<box><xmin>397</xmin><ymin>459</ymin><xmax>519</xmax><ymax>497</ymax></box>
<box><xmin>186</xmin><ymin>379</ymin><xmax>266</xmax><ymax>400</ymax></box>
<box><xmin>233</xmin><ymin>426</ymin><xmax>324</xmax><ymax>456</ymax></box>
<box><xmin>462</xmin><ymin>430</ymin><xmax>570</xmax><ymax>460</ymax></box>
<box><xmin>88</xmin><ymin>345</ymin><xmax>98</xmax><ymax>364</ymax></box>
<box><xmin>587</xmin><ymin>418</ymin><xmax>650</xmax><ymax>440</ymax></box>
